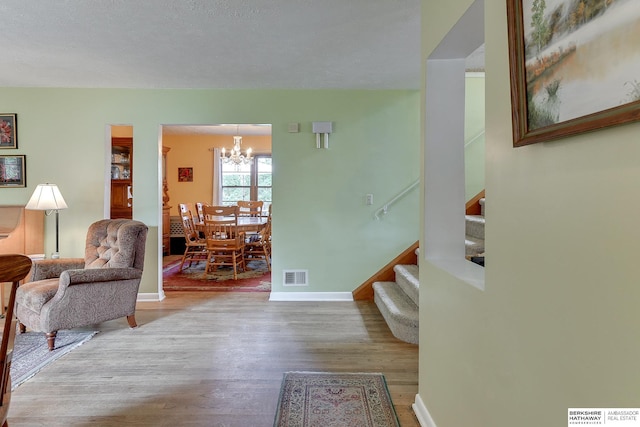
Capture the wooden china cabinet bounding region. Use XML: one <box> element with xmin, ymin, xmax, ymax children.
<box><xmin>110</xmin><ymin>137</ymin><xmax>133</xmax><ymax>219</ymax></box>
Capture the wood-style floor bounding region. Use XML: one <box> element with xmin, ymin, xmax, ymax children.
<box><xmin>9</xmin><ymin>291</ymin><xmax>419</xmax><ymax>426</ymax></box>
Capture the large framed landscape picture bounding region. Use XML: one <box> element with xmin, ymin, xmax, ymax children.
<box><xmin>507</xmin><ymin>0</ymin><xmax>640</xmax><ymax>146</ymax></box>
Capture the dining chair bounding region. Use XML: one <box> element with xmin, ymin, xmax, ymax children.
<box><xmin>195</xmin><ymin>202</ymin><xmax>206</xmax><ymax>226</ymax></box>
<box><xmin>179</xmin><ymin>212</ymin><xmax>207</xmax><ymax>271</ymax></box>
<box><xmin>0</xmin><ymin>254</ymin><xmax>32</xmax><ymax>426</ymax></box>
<box><xmin>202</xmin><ymin>205</ymin><xmax>246</xmax><ymax>280</ymax></box>
<box><xmin>238</xmin><ymin>201</ymin><xmax>264</xmax><ymax>241</ymax></box>
<box><xmin>179</xmin><ymin>203</ymin><xmax>201</xmax><ymax>227</ymax></box>
<box><xmin>244</xmin><ymin>218</ymin><xmax>271</xmax><ymax>271</ymax></box>
<box><xmin>237</xmin><ymin>200</ymin><xmax>264</xmax><ymax>217</ymax></box>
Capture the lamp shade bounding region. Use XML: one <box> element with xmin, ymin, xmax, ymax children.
<box><xmin>25</xmin><ymin>183</ymin><xmax>68</xmax><ymax>211</ymax></box>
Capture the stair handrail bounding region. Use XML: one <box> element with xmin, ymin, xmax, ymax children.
<box><xmin>464</xmin><ymin>130</ymin><xmax>485</xmax><ymax>148</ymax></box>
<box><xmin>373</xmin><ymin>179</ymin><xmax>419</xmax><ymax>220</ymax></box>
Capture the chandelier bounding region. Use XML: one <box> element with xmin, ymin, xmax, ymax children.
<box><xmin>221</xmin><ymin>126</ymin><xmax>252</xmax><ymax>167</ymax></box>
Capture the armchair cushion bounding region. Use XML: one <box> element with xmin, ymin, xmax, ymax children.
<box><xmin>16</xmin><ymin>279</ymin><xmax>59</xmax><ymax>313</ymax></box>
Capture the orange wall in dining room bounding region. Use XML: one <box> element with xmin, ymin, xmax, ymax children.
<box><xmin>110</xmin><ymin>125</ymin><xmax>133</xmax><ymax>138</ymax></box>
<box><xmin>162</xmin><ymin>133</ymin><xmax>271</xmax><ymax>216</ymax></box>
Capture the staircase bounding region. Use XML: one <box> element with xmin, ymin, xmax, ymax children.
<box><xmin>371</xmin><ymin>198</ymin><xmax>485</xmax><ymax>345</ymax></box>
<box><xmin>465</xmin><ymin>197</ymin><xmax>485</xmax><ymax>263</ymax></box>
<box><xmin>372</xmin><ymin>253</ymin><xmax>419</xmax><ymax>345</ymax></box>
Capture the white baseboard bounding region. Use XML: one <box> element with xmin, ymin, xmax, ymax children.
<box><xmin>269</xmin><ymin>292</ymin><xmax>353</xmax><ymax>302</ymax></box>
<box><xmin>413</xmin><ymin>393</ymin><xmax>438</xmax><ymax>427</ymax></box>
<box><xmin>137</xmin><ymin>292</ymin><xmax>165</xmax><ymax>302</ymax></box>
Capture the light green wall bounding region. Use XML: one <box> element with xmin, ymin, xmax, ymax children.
<box><xmin>0</xmin><ymin>88</ymin><xmax>419</xmax><ymax>294</ymax></box>
<box><xmin>420</xmin><ymin>1</ymin><xmax>640</xmax><ymax>426</ymax></box>
<box><xmin>464</xmin><ymin>74</ymin><xmax>485</xmax><ymax>201</ymax></box>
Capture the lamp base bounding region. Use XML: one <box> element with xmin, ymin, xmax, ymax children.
<box><xmin>51</xmin><ymin>252</ymin><xmax>60</xmax><ymax>259</ymax></box>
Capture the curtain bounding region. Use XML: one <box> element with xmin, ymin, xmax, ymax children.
<box><xmin>212</xmin><ymin>148</ymin><xmax>222</xmax><ymax>205</ymax></box>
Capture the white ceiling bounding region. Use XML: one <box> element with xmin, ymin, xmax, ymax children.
<box><xmin>1</xmin><ymin>0</ymin><xmax>423</xmax><ymax>90</ymax></box>
<box><xmin>5</xmin><ymin>1</ymin><xmax>484</xmax><ymax>136</ymax></box>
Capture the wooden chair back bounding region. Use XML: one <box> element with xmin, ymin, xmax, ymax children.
<box><xmin>237</xmin><ymin>200</ymin><xmax>264</xmax><ymax>217</ymax></box>
<box><xmin>180</xmin><ymin>213</ymin><xmax>201</xmax><ymax>244</ymax></box>
<box><xmin>202</xmin><ymin>206</ymin><xmax>245</xmax><ymax>279</ymax></box>
<box><xmin>195</xmin><ymin>202</ymin><xmax>206</xmax><ymax>225</ymax></box>
<box><xmin>179</xmin><ymin>203</ymin><xmax>202</xmax><ymax>226</ymax></box>
<box><xmin>203</xmin><ymin>205</ymin><xmax>240</xmax><ymax>241</ymax></box>
<box><xmin>0</xmin><ymin>254</ymin><xmax>32</xmax><ymax>421</ymax></box>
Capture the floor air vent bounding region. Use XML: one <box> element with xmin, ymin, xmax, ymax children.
<box><xmin>283</xmin><ymin>270</ymin><xmax>308</xmax><ymax>286</ymax></box>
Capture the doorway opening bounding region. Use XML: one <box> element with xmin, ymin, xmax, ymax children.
<box><xmin>160</xmin><ymin>124</ymin><xmax>273</xmax><ymax>291</ymax></box>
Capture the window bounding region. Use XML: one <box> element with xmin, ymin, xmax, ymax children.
<box><xmin>221</xmin><ymin>155</ymin><xmax>272</xmax><ymax>210</ymax></box>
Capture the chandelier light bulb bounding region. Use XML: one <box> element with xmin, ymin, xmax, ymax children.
<box><xmin>221</xmin><ymin>129</ymin><xmax>252</xmax><ymax>169</ymax></box>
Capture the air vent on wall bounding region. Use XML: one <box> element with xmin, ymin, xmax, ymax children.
<box><xmin>283</xmin><ymin>270</ymin><xmax>308</xmax><ymax>286</ymax></box>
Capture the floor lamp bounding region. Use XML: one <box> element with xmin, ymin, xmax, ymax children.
<box><xmin>25</xmin><ymin>183</ymin><xmax>68</xmax><ymax>259</ymax></box>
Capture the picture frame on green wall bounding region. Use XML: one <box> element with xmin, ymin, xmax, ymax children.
<box><xmin>506</xmin><ymin>0</ymin><xmax>640</xmax><ymax>147</ymax></box>
<box><xmin>0</xmin><ymin>155</ymin><xmax>26</xmax><ymax>187</ymax></box>
<box><xmin>0</xmin><ymin>114</ymin><xmax>17</xmax><ymax>149</ymax></box>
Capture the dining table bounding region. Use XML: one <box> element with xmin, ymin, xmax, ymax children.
<box><xmin>195</xmin><ymin>216</ymin><xmax>268</xmax><ymax>234</ymax></box>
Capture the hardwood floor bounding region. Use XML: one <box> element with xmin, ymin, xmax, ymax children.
<box><xmin>9</xmin><ymin>292</ymin><xmax>419</xmax><ymax>426</ymax></box>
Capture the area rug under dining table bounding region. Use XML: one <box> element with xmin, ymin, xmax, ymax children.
<box><xmin>274</xmin><ymin>372</ymin><xmax>400</xmax><ymax>427</ymax></box>
<box><xmin>163</xmin><ymin>258</ymin><xmax>271</xmax><ymax>292</ymax></box>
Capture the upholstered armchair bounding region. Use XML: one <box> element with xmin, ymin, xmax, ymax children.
<box><xmin>15</xmin><ymin>219</ymin><xmax>148</xmax><ymax>351</ymax></box>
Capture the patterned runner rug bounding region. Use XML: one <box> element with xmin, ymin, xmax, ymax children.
<box><xmin>274</xmin><ymin>372</ymin><xmax>400</xmax><ymax>427</ymax></box>
<box><xmin>11</xmin><ymin>330</ymin><xmax>98</xmax><ymax>390</ymax></box>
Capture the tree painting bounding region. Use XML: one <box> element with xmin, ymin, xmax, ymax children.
<box><xmin>521</xmin><ymin>0</ymin><xmax>640</xmax><ymax>130</ymax></box>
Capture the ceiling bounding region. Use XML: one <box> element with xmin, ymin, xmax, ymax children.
<box><xmin>5</xmin><ymin>1</ymin><xmax>484</xmax><ymax>137</ymax></box>
<box><xmin>2</xmin><ymin>0</ymin><xmax>423</xmax><ymax>90</ymax></box>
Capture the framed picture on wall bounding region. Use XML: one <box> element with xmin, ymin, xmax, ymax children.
<box><xmin>0</xmin><ymin>114</ymin><xmax>17</xmax><ymax>149</ymax></box>
<box><xmin>178</xmin><ymin>167</ymin><xmax>193</xmax><ymax>182</ymax></box>
<box><xmin>0</xmin><ymin>155</ymin><xmax>26</xmax><ymax>187</ymax></box>
<box><xmin>506</xmin><ymin>0</ymin><xmax>640</xmax><ymax>147</ymax></box>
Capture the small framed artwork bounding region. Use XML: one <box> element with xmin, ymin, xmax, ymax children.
<box><xmin>506</xmin><ymin>0</ymin><xmax>640</xmax><ymax>147</ymax></box>
<box><xmin>0</xmin><ymin>114</ymin><xmax>17</xmax><ymax>149</ymax></box>
<box><xmin>178</xmin><ymin>167</ymin><xmax>193</xmax><ymax>182</ymax></box>
<box><xmin>0</xmin><ymin>155</ymin><xmax>26</xmax><ymax>187</ymax></box>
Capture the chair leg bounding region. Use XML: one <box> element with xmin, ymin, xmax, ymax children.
<box><xmin>46</xmin><ymin>331</ymin><xmax>57</xmax><ymax>351</ymax></box>
<box><xmin>127</xmin><ymin>315</ymin><xmax>137</xmax><ymax>328</ymax></box>
<box><xmin>232</xmin><ymin>254</ymin><xmax>238</xmax><ymax>280</ymax></box>
<box><xmin>179</xmin><ymin>252</ymin><xmax>188</xmax><ymax>271</ymax></box>
<box><xmin>264</xmin><ymin>246</ymin><xmax>271</xmax><ymax>271</ymax></box>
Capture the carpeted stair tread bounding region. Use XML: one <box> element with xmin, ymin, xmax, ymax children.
<box><xmin>465</xmin><ymin>235</ymin><xmax>485</xmax><ymax>256</ymax></box>
<box><xmin>465</xmin><ymin>215</ymin><xmax>485</xmax><ymax>240</ymax></box>
<box><xmin>394</xmin><ymin>264</ymin><xmax>418</xmax><ymax>306</ymax></box>
<box><xmin>373</xmin><ymin>281</ymin><xmax>418</xmax><ymax>345</ymax></box>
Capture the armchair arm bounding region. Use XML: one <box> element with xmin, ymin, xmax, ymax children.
<box><xmin>29</xmin><ymin>258</ymin><xmax>85</xmax><ymax>282</ymax></box>
<box><xmin>60</xmin><ymin>268</ymin><xmax>143</xmax><ymax>287</ymax></box>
